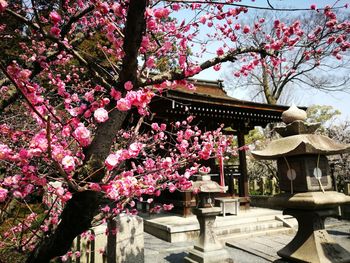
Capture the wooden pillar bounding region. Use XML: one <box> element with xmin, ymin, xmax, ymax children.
<box><xmin>237</xmin><ymin>131</ymin><xmax>249</xmax><ymax>206</ymax></box>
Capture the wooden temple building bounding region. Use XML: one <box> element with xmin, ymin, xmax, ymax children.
<box><xmin>148</xmin><ymin>79</ymin><xmax>294</xmax><ymax>216</ymax></box>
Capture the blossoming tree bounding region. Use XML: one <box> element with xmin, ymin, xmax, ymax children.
<box><xmin>0</xmin><ymin>0</ymin><xmax>349</xmax><ymax>262</ymax></box>
<box><xmin>227</xmin><ymin>7</ymin><xmax>350</xmax><ymax>104</ymax></box>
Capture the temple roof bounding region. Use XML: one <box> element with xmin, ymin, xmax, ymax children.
<box><xmin>150</xmin><ymin>79</ymin><xmax>306</xmax><ymax>132</ymax></box>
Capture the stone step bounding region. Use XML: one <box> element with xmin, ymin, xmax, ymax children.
<box><xmin>215</xmin><ymin>219</ymin><xmax>285</xmax><ymax>237</ymax></box>
<box><xmin>214</xmin><ymin>214</ymin><xmax>278</xmax><ymax>228</ymax></box>
<box><xmin>220</xmin><ymin>226</ymin><xmax>295</xmax><ymax>241</ymax></box>
<box><xmin>143</xmin><ymin>208</ymin><xmax>294</xmax><ymax>243</ymax></box>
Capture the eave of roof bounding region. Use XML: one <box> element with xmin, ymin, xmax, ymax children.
<box><xmin>164</xmin><ymin>89</ymin><xmax>306</xmax><ymax>113</ymax></box>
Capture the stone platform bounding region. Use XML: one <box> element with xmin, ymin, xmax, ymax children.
<box><xmin>144</xmin><ymin>216</ymin><xmax>350</xmax><ymax>263</ymax></box>
<box><xmin>142</xmin><ymin>207</ymin><xmax>297</xmax><ymax>243</ymax></box>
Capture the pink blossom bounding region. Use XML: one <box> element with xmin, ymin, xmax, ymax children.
<box><xmin>0</xmin><ymin>188</ymin><xmax>8</xmax><ymax>202</ymax></box>
<box><xmin>310</xmin><ymin>4</ymin><xmax>317</xmax><ymax>10</ymax></box>
<box><xmin>0</xmin><ymin>144</ymin><xmax>12</xmax><ymax>160</ymax></box>
<box><xmin>99</xmin><ymin>2</ymin><xmax>109</xmax><ymax>14</ymax></box>
<box><xmin>49</xmin><ymin>11</ymin><xmax>61</xmax><ymax>24</ymax></box>
<box><xmin>146</xmin><ymin>57</ymin><xmax>155</xmax><ymax>68</ymax></box>
<box><xmin>94</xmin><ymin>108</ymin><xmax>109</xmax><ymax>123</ymax></box>
<box><xmin>116</xmin><ymin>98</ymin><xmax>131</xmax><ymax>111</ymax></box>
<box><xmin>161</xmin><ymin>157</ymin><xmax>173</xmax><ymax>169</ymax></box>
<box><xmin>13</xmin><ymin>190</ymin><xmax>23</xmax><ymax>199</ymax></box>
<box><xmin>153</xmin><ymin>8</ymin><xmax>170</xmax><ymax>19</ymax></box>
<box><xmin>89</xmin><ymin>183</ymin><xmax>101</xmax><ymax>191</ymax></box>
<box><xmin>101</xmin><ymin>205</ymin><xmax>110</xmax><ymax>213</ymax></box>
<box><xmin>106</xmin><ymin>184</ymin><xmax>119</xmax><ymax>200</ymax></box>
<box><xmin>129</xmin><ymin>142</ymin><xmax>144</xmax><ymax>157</ymax></box>
<box><xmin>105</xmin><ymin>153</ymin><xmax>119</xmax><ymax>170</ymax></box>
<box><xmin>213</xmin><ymin>64</ymin><xmax>221</xmax><ymax>71</ymax></box>
<box><xmin>243</xmin><ymin>25</ymin><xmax>250</xmax><ymax>34</ymax></box>
<box><xmin>61</xmin><ymin>191</ymin><xmax>72</xmax><ymax>202</ymax></box>
<box><xmin>50</xmin><ymin>26</ymin><xmax>61</xmax><ymax>37</ymax></box>
<box><xmin>110</xmin><ymin>88</ymin><xmax>121</xmax><ymax>100</ymax></box>
<box><xmin>151</xmin><ymin>123</ymin><xmax>160</xmax><ymax>131</ymax></box>
<box><xmin>124</xmin><ymin>81</ymin><xmax>133</xmax><ymax>91</ymax></box>
<box><xmin>62</xmin><ymin>156</ymin><xmax>75</xmax><ymax>172</ymax></box>
<box><xmin>18</xmin><ymin>69</ymin><xmax>32</xmax><ymax>81</ymax></box>
<box><xmin>171</xmin><ymin>3</ymin><xmax>180</xmax><ymax>11</ymax></box>
<box><xmin>199</xmin><ymin>166</ymin><xmax>211</xmax><ymax>174</ymax></box>
<box><xmin>73</xmin><ymin>124</ymin><xmax>91</xmax><ymax>147</ymax></box>
<box><xmin>216</xmin><ymin>47</ymin><xmax>224</xmax><ymax>56</ymax></box>
<box><xmin>163</xmin><ymin>203</ymin><xmax>174</xmax><ymax>211</ymax></box>
<box><xmin>30</xmin><ymin>131</ymin><xmax>48</xmax><ymax>152</ymax></box>
<box><xmin>168</xmin><ymin>183</ymin><xmax>176</xmax><ymax>193</ymax></box>
<box><xmin>199</xmin><ymin>16</ymin><xmax>207</xmax><ymax>24</ymax></box>
<box><xmin>0</xmin><ymin>0</ymin><xmax>7</xmax><ymax>12</ymax></box>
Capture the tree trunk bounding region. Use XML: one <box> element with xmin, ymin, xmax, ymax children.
<box><xmin>261</xmin><ymin>57</ymin><xmax>277</xmax><ymax>105</ymax></box>
<box><xmin>26</xmin><ymin>191</ymin><xmax>101</xmax><ymax>263</ymax></box>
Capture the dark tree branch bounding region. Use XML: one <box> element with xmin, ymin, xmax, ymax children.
<box><xmin>140</xmin><ymin>47</ymin><xmax>269</xmax><ymax>86</ymax></box>
<box><xmin>60</xmin><ymin>5</ymin><xmax>95</xmax><ymax>38</ymax></box>
<box><xmin>0</xmin><ymin>86</ymin><xmax>19</xmax><ymax>111</ymax></box>
<box><xmin>165</xmin><ymin>0</ymin><xmax>346</xmax><ymax>12</ymax></box>
<box><xmin>5</xmin><ymin>8</ymin><xmax>115</xmax><ymax>91</ymax></box>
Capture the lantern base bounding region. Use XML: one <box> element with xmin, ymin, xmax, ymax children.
<box><xmin>269</xmin><ymin>191</ymin><xmax>350</xmax><ymax>209</ymax></box>
<box><xmin>184</xmin><ymin>207</ymin><xmax>233</xmax><ymax>263</ymax></box>
<box><xmin>278</xmin><ymin>209</ymin><xmax>350</xmax><ymax>263</ymax></box>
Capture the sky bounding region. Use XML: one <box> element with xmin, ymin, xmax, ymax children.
<box><xmin>192</xmin><ymin>0</ymin><xmax>350</xmax><ymax>122</ymax></box>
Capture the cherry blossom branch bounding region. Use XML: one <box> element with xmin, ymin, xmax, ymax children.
<box><xmin>4</xmin><ymin>8</ymin><xmax>115</xmax><ymax>91</ymax></box>
<box><xmin>60</xmin><ymin>5</ymin><xmax>95</xmax><ymax>38</ymax></box>
<box><xmin>140</xmin><ymin>47</ymin><xmax>270</xmax><ymax>86</ymax></box>
<box><xmin>0</xmin><ymin>62</ymin><xmax>47</xmax><ymax>123</ymax></box>
<box><xmin>166</xmin><ymin>0</ymin><xmax>347</xmax><ymax>11</ymax></box>
<box><xmin>0</xmin><ymin>86</ymin><xmax>19</xmax><ymax>111</ymax></box>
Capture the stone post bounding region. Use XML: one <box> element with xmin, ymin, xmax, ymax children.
<box><xmin>74</xmin><ymin>214</ymin><xmax>144</xmax><ymax>263</ymax></box>
<box><xmin>259</xmin><ymin>177</ymin><xmax>266</xmax><ymax>195</ymax></box>
<box><xmin>184</xmin><ymin>207</ymin><xmax>233</xmax><ymax>263</ymax></box>
<box><xmin>344</xmin><ymin>182</ymin><xmax>350</xmax><ymax>195</ymax></box>
<box><xmin>270</xmin><ymin>177</ymin><xmax>277</xmax><ymax>195</ymax></box>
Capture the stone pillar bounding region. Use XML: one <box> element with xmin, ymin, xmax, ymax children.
<box><xmin>75</xmin><ymin>215</ymin><xmax>144</xmax><ymax>263</ymax></box>
<box><xmin>233</xmin><ymin>178</ymin><xmax>238</xmax><ymax>195</ymax></box>
<box><xmin>344</xmin><ymin>182</ymin><xmax>350</xmax><ymax>195</ymax></box>
<box><xmin>184</xmin><ymin>207</ymin><xmax>233</xmax><ymax>263</ymax></box>
<box><xmin>259</xmin><ymin>177</ymin><xmax>266</xmax><ymax>195</ymax></box>
<box><xmin>278</xmin><ymin>208</ymin><xmax>350</xmax><ymax>263</ymax></box>
<box><xmin>253</xmin><ymin>179</ymin><xmax>259</xmax><ymax>193</ymax></box>
<box><xmin>270</xmin><ymin>177</ymin><xmax>277</xmax><ymax>195</ymax></box>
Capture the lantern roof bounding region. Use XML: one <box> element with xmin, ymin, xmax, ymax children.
<box><xmin>252</xmin><ymin>134</ymin><xmax>350</xmax><ymax>159</ymax></box>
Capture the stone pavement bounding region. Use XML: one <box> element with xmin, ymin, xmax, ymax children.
<box><xmin>144</xmin><ymin>218</ymin><xmax>350</xmax><ymax>263</ymax></box>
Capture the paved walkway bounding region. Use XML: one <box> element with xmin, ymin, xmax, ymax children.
<box><xmin>144</xmin><ymin>218</ymin><xmax>350</xmax><ymax>263</ymax></box>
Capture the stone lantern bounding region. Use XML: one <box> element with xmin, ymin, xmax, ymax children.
<box><xmin>252</xmin><ymin>105</ymin><xmax>350</xmax><ymax>263</ymax></box>
<box><xmin>184</xmin><ymin>174</ymin><xmax>233</xmax><ymax>263</ymax></box>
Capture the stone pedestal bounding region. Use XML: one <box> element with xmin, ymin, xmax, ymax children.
<box><xmin>74</xmin><ymin>214</ymin><xmax>144</xmax><ymax>263</ymax></box>
<box><xmin>184</xmin><ymin>207</ymin><xmax>233</xmax><ymax>263</ymax></box>
<box><xmin>278</xmin><ymin>209</ymin><xmax>350</xmax><ymax>263</ymax></box>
